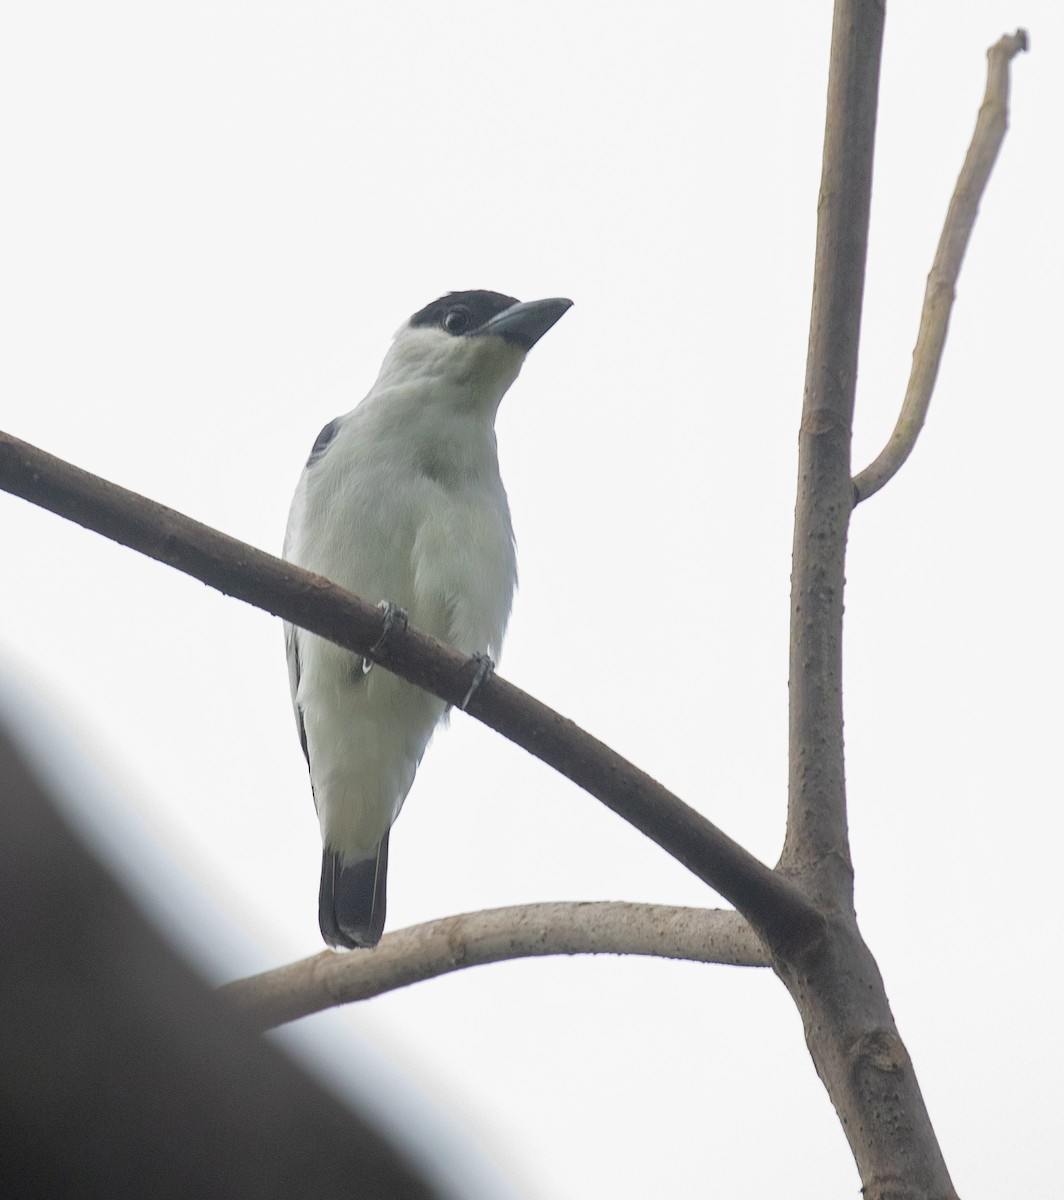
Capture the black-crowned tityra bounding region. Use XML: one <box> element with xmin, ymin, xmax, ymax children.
<box><xmin>284</xmin><ymin>290</ymin><xmax>572</xmax><ymax>949</ymax></box>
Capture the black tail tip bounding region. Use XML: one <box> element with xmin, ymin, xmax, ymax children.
<box><xmin>318</xmin><ymin>837</ymin><xmax>389</xmax><ymax>950</ymax></box>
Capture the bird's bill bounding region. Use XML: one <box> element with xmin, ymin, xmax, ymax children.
<box><xmin>475</xmin><ymin>297</ymin><xmax>573</xmax><ymax>350</ymax></box>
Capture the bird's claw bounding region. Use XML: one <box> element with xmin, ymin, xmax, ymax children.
<box><xmin>363</xmin><ymin>601</ymin><xmax>408</xmax><ymax>673</ymax></box>
<box><xmin>460</xmin><ymin>652</ymin><xmax>495</xmax><ymax>711</ymax></box>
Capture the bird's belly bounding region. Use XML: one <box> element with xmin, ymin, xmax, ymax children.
<box><xmin>290</xmin><ymin>468</ymin><xmax>512</xmax><ymax>858</ymax></box>
<box><xmin>411</xmin><ymin>496</ymin><xmax>516</xmax><ymax>658</ymax></box>
<box><xmin>299</xmin><ymin>639</ymin><xmax>446</xmax><ymax>857</ymax></box>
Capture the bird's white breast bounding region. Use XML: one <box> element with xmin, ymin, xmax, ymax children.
<box><xmin>283</xmin><ymin>376</ymin><xmax>517</xmax><ymax>854</ymax></box>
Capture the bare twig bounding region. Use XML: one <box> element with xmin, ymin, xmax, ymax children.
<box><xmin>0</xmin><ymin>429</ymin><xmax>821</xmax><ymax>948</ymax></box>
<box><xmin>853</xmin><ymin>29</ymin><xmax>1029</xmax><ymax>503</ymax></box>
<box><xmin>769</xmin><ymin>14</ymin><xmax>1027</xmax><ymax>1200</ymax></box>
<box><xmin>221</xmin><ymin>902</ymin><xmax>769</xmax><ymax>1030</ymax></box>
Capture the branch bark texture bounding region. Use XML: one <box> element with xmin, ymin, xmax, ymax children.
<box><xmin>853</xmin><ymin>29</ymin><xmax>1029</xmax><ymax>503</ymax></box>
<box><xmin>222</xmin><ymin>903</ymin><xmax>768</xmax><ymax>1030</ymax></box>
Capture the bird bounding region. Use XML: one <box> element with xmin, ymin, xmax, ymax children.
<box><xmin>283</xmin><ymin>290</ymin><xmax>572</xmax><ymax>949</ymax></box>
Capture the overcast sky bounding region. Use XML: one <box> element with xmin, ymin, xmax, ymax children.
<box><xmin>2</xmin><ymin>3</ymin><xmax>1062</xmax><ymax>1197</ymax></box>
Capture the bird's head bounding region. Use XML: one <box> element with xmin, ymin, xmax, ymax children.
<box><xmin>375</xmin><ymin>290</ymin><xmax>573</xmax><ymax>417</ymax></box>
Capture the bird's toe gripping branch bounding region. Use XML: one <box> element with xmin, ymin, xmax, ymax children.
<box><xmin>362</xmin><ymin>601</ymin><xmax>409</xmax><ymax>674</ymax></box>
<box><xmin>461</xmin><ymin>652</ymin><xmax>495</xmax><ymax>711</ymax></box>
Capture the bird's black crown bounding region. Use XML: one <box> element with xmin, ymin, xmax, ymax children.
<box><xmin>409</xmin><ymin>290</ymin><xmax>519</xmax><ymax>338</ymax></box>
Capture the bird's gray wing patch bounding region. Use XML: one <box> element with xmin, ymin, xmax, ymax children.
<box><xmin>306</xmin><ymin>417</ymin><xmax>341</xmax><ymax>468</ymax></box>
<box><xmin>284</xmin><ymin>622</ymin><xmax>310</xmax><ymax>765</ymax></box>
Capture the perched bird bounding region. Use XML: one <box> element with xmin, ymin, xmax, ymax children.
<box><xmin>284</xmin><ymin>290</ymin><xmax>572</xmax><ymax>949</ymax></box>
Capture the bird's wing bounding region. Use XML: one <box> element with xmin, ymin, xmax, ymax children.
<box><xmin>284</xmin><ymin>621</ymin><xmax>310</xmax><ymax>765</ymax></box>
<box><xmin>306</xmin><ymin>416</ymin><xmax>341</xmax><ymax>468</ymax></box>
<box><xmin>283</xmin><ymin>414</ymin><xmax>348</xmax><ymax>769</ymax></box>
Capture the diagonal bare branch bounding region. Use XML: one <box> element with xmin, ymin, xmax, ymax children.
<box><xmin>0</xmin><ymin>429</ymin><xmax>822</xmax><ymax>949</ymax></box>
<box><xmin>220</xmin><ymin>902</ymin><xmax>769</xmax><ymax>1030</ymax></box>
<box><xmin>853</xmin><ymin>29</ymin><xmax>1029</xmax><ymax>504</ymax></box>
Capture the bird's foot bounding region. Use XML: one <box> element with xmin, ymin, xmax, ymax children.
<box><xmin>363</xmin><ymin>601</ymin><xmax>408</xmax><ymax>674</ymax></box>
<box><xmin>460</xmin><ymin>652</ymin><xmax>495</xmax><ymax>711</ymax></box>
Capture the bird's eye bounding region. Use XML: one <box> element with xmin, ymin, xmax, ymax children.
<box><xmin>443</xmin><ymin>308</ymin><xmax>470</xmax><ymax>335</ymax></box>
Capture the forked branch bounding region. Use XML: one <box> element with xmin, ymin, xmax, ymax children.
<box><xmin>222</xmin><ymin>902</ymin><xmax>769</xmax><ymax>1030</ymax></box>
<box><xmin>853</xmin><ymin>29</ymin><xmax>1029</xmax><ymax>503</ymax></box>
<box><xmin>772</xmin><ymin>15</ymin><xmax>1026</xmax><ymax>1199</ymax></box>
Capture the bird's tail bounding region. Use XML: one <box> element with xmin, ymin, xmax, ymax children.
<box><xmin>318</xmin><ymin>834</ymin><xmax>389</xmax><ymax>949</ymax></box>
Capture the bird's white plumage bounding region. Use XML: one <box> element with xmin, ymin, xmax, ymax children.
<box><xmin>283</xmin><ymin>323</ymin><xmax>522</xmax><ymax>860</ymax></box>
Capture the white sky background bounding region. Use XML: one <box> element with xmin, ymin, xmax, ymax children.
<box><xmin>2</xmin><ymin>2</ymin><xmax>1062</xmax><ymax>1196</ymax></box>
